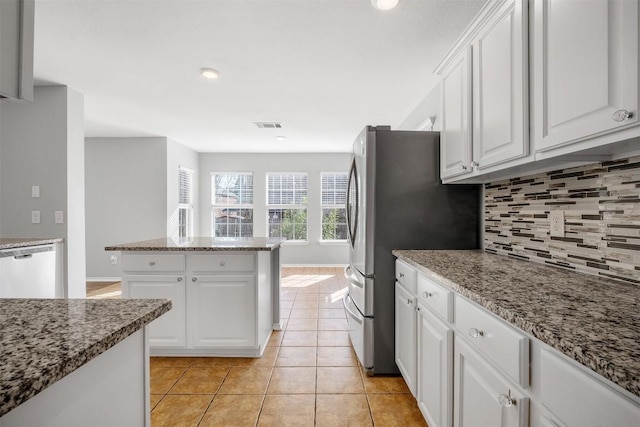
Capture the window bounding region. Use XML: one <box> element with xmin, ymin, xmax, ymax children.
<box><xmin>178</xmin><ymin>166</ymin><xmax>194</xmax><ymax>239</ymax></box>
<box><xmin>267</xmin><ymin>173</ymin><xmax>308</xmax><ymax>241</ymax></box>
<box><xmin>211</xmin><ymin>173</ymin><xmax>254</xmax><ymax>238</ymax></box>
<box><xmin>321</xmin><ymin>173</ymin><xmax>348</xmax><ymax>241</ymax></box>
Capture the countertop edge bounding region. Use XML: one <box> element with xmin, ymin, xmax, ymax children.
<box><xmin>104</xmin><ymin>245</ymin><xmax>279</xmax><ymax>252</ymax></box>
<box><xmin>0</xmin><ymin>238</ymin><xmax>64</xmax><ymax>250</ymax></box>
<box><xmin>392</xmin><ymin>250</ymin><xmax>640</xmax><ymax>399</ymax></box>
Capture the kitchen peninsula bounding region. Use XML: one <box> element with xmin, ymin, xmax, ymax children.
<box><xmin>105</xmin><ymin>237</ymin><xmax>285</xmax><ymax>357</ymax></box>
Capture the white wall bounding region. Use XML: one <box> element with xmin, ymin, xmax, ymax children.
<box><xmin>397</xmin><ymin>82</ymin><xmax>442</xmax><ymax>131</ymax></box>
<box><xmin>166</xmin><ymin>139</ymin><xmax>199</xmax><ymax>238</ymax></box>
<box><xmin>199</xmin><ymin>153</ymin><xmax>351</xmax><ymax>265</ymax></box>
<box><xmin>0</xmin><ymin>86</ymin><xmax>86</xmax><ymax>297</ymax></box>
<box><xmin>85</xmin><ymin>137</ymin><xmax>167</xmax><ymax>279</ymax></box>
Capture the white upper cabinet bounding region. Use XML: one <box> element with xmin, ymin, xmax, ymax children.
<box><xmin>0</xmin><ymin>0</ymin><xmax>34</xmax><ymax>102</ymax></box>
<box><xmin>472</xmin><ymin>0</ymin><xmax>528</xmax><ymax>169</ymax></box>
<box><xmin>437</xmin><ymin>0</ymin><xmax>529</xmax><ymax>182</ymax></box>
<box><xmin>532</xmin><ymin>0</ymin><xmax>639</xmax><ymax>151</ymax></box>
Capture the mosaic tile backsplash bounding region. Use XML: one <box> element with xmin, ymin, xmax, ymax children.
<box><xmin>484</xmin><ymin>155</ymin><xmax>640</xmax><ymax>285</ymax></box>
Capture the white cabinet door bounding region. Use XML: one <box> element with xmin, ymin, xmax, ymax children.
<box><xmin>417</xmin><ymin>304</ymin><xmax>453</xmax><ymax>427</ymax></box>
<box><xmin>441</xmin><ymin>47</ymin><xmax>473</xmax><ymax>180</ymax></box>
<box><xmin>472</xmin><ymin>0</ymin><xmax>528</xmax><ymax>169</ymax></box>
<box><xmin>123</xmin><ymin>275</ymin><xmax>186</xmax><ymax>347</ymax></box>
<box><xmin>533</xmin><ymin>0</ymin><xmax>639</xmax><ymax>151</ymax></box>
<box><xmin>395</xmin><ymin>282</ymin><xmax>417</xmax><ymax>396</ymax></box>
<box><xmin>454</xmin><ymin>336</ymin><xmax>529</xmax><ymax>427</ymax></box>
<box><xmin>187</xmin><ymin>274</ymin><xmax>256</xmax><ymax>348</ymax></box>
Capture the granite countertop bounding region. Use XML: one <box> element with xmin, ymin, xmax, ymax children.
<box><xmin>0</xmin><ymin>298</ymin><xmax>171</xmax><ymax>417</ymax></box>
<box><xmin>105</xmin><ymin>237</ymin><xmax>286</xmax><ymax>252</ymax></box>
<box><xmin>0</xmin><ymin>238</ymin><xmax>64</xmax><ymax>251</ymax></box>
<box><xmin>392</xmin><ymin>249</ymin><xmax>640</xmax><ymax>399</ymax></box>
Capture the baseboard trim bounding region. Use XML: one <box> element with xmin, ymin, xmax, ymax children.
<box><xmin>281</xmin><ymin>264</ymin><xmax>348</xmax><ymax>268</ymax></box>
<box><xmin>87</xmin><ymin>277</ymin><xmax>122</xmax><ymax>282</ymax></box>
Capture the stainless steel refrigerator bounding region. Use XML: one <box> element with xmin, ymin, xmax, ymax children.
<box><xmin>342</xmin><ymin>125</ymin><xmax>480</xmax><ymax>375</ymax></box>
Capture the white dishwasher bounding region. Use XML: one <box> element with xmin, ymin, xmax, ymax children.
<box><xmin>0</xmin><ymin>244</ymin><xmax>56</xmax><ymax>298</ymax></box>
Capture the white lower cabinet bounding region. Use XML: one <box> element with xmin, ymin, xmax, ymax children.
<box><xmin>417</xmin><ymin>303</ymin><xmax>453</xmax><ymax>427</ymax></box>
<box><xmin>395</xmin><ymin>281</ymin><xmax>417</xmax><ymax>396</ymax></box>
<box><xmin>187</xmin><ymin>274</ymin><xmax>256</xmax><ymax>348</ymax></box>
<box><xmin>123</xmin><ymin>274</ymin><xmax>186</xmax><ymax>347</ymax></box>
<box><xmin>454</xmin><ymin>336</ymin><xmax>529</xmax><ymax>427</ymax></box>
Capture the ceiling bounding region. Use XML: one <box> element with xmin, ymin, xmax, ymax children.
<box><xmin>34</xmin><ymin>0</ymin><xmax>485</xmax><ymax>153</ymax></box>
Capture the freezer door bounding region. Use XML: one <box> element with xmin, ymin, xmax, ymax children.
<box><xmin>343</xmin><ymin>293</ymin><xmax>374</xmax><ymax>369</ymax></box>
<box><xmin>344</xmin><ymin>265</ymin><xmax>374</xmax><ymax>316</ymax></box>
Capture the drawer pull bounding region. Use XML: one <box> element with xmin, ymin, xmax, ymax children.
<box><xmin>398</xmin><ymin>272</ymin><xmax>404</xmax><ymax>278</ymax></box>
<box><xmin>177</xmin><ymin>277</ymin><xmax>183</xmax><ymax>282</ymax></box>
<box><xmin>612</xmin><ymin>109</ymin><xmax>633</xmax><ymax>122</ymax></box>
<box><xmin>498</xmin><ymin>393</ymin><xmax>515</xmax><ymax>408</ymax></box>
<box><xmin>407</xmin><ymin>298</ymin><xmax>412</xmax><ymax>305</ymax></box>
<box><xmin>469</xmin><ymin>327</ymin><xmax>484</xmax><ymax>338</ymax></box>
<box><xmin>220</xmin><ymin>261</ymin><xmax>226</xmax><ymax>267</ymax></box>
<box><xmin>192</xmin><ymin>277</ymin><xmax>198</xmax><ymax>282</ymax></box>
<box><xmin>149</xmin><ymin>261</ymin><xmax>155</xmax><ymax>266</ymax></box>
<box><xmin>422</xmin><ymin>291</ymin><xmax>432</xmax><ymax>298</ymax></box>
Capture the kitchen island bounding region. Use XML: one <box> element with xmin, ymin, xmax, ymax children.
<box><xmin>106</xmin><ymin>237</ymin><xmax>285</xmax><ymax>357</ymax></box>
<box><xmin>0</xmin><ymin>298</ymin><xmax>171</xmax><ymax>427</ymax></box>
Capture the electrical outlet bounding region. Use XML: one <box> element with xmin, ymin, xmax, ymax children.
<box><xmin>31</xmin><ymin>210</ymin><xmax>40</xmax><ymax>224</ymax></box>
<box><xmin>110</xmin><ymin>255</ymin><xmax>118</xmax><ymax>265</ymax></box>
<box><xmin>549</xmin><ymin>210</ymin><xmax>565</xmax><ymax>237</ymax></box>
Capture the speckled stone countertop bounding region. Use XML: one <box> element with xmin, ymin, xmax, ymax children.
<box><xmin>393</xmin><ymin>249</ymin><xmax>640</xmax><ymax>399</ymax></box>
<box><xmin>105</xmin><ymin>237</ymin><xmax>285</xmax><ymax>252</ymax></box>
<box><xmin>0</xmin><ymin>298</ymin><xmax>171</xmax><ymax>417</ymax></box>
<box><xmin>0</xmin><ymin>238</ymin><xmax>63</xmax><ymax>250</ymax></box>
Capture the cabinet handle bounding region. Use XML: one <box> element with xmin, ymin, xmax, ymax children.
<box><xmin>177</xmin><ymin>277</ymin><xmax>183</xmax><ymax>282</ymax></box>
<box><xmin>192</xmin><ymin>277</ymin><xmax>198</xmax><ymax>282</ymax></box>
<box><xmin>398</xmin><ymin>272</ymin><xmax>404</xmax><ymax>278</ymax></box>
<box><xmin>471</xmin><ymin>161</ymin><xmax>479</xmax><ymax>168</ymax></box>
<box><xmin>422</xmin><ymin>291</ymin><xmax>432</xmax><ymax>298</ymax></box>
<box><xmin>498</xmin><ymin>393</ymin><xmax>515</xmax><ymax>408</ymax></box>
<box><xmin>612</xmin><ymin>109</ymin><xmax>633</xmax><ymax>122</ymax></box>
<box><xmin>460</xmin><ymin>164</ymin><xmax>468</xmax><ymax>171</ymax></box>
<box><xmin>468</xmin><ymin>327</ymin><xmax>484</xmax><ymax>338</ymax></box>
<box><xmin>148</xmin><ymin>261</ymin><xmax>155</xmax><ymax>266</ymax></box>
<box><xmin>407</xmin><ymin>298</ymin><xmax>412</xmax><ymax>305</ymax></box>
<box><xmin>219</xmin><ymin>261</ymin><xmax>226</xmax><ymax>267</ymax></box>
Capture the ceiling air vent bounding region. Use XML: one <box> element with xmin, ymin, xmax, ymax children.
<box><xmin>254</xmin><ymin>122</ymin><xmax>282</xmax><ymax>129</ymax></box>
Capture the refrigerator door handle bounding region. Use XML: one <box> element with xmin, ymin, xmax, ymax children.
<box><xmin>343</xmin><ymin>294</ymin><xmax>363</xmax><ymax>325</ymax></box>
<box><xmin>344</xmin><ymin>266</ymin><xmax>364</xmax><ymax>289</ymax></box>
<box><xmin>346</xmin><ymin>158</ymin><xmax>358</xmax><ymax>248</ymax></box>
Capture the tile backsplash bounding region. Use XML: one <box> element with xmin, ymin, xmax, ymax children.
<box><xmin>484</xmin><ymin>155</ymin><xmax>640</xmax><ymax>285</ymax></box>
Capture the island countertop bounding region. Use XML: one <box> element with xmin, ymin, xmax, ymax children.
<box><xmin>0</xmin><ymin>298</ymin><xmax>171</xmax><ymax>417</ymax></box>
<box><xmin>105</xmin><ymin>237</ymin><xmax>286</xmax><ymax>252</ymax></box>
<box><xmin>392</xmin><ymin>249</ymin><xmax>640</xmax><ymax>399</ymax></box>
<box><xmin>0</xmin><ymin>238</ymin><xmax>64</xmax><ymax>250</ymax></box>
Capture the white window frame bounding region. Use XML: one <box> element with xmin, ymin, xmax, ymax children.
<box><xmin>266</xmin><ymin>172</ymin><xmax>308</xmax><ymax>242</ymax></box>
<box><xmin>211</xmin><ymin>172</ymin><xmax>254</xmax><ymax>238</ymax></box>
<box><xmin>178</xmin><ymin>166</ymin><xmax>194</xmax><ymax>239</ymax></box>
<box><xmin>320</xmin><ymin>172</ymin><xmax>348</xmax><ymax>243</ymax></box>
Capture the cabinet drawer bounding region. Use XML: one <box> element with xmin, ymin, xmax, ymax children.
<box><xmin>455</xmin><ymin>295</ymin><xmax>529</xmax><ymax>387</ymax></box>
<box><xmin>189</xmin><ymin>254</ymin><xmax>255</xmax><ymax>273</ymax></box>
<box><xmin>122</xmin><ymin>254</ymin><xmax>185</xmax><ymax>273</ymax></box>
<box><xmin>417</xmin><ymin>273</ymin><xmax>452</xmax><ymax>322</ymax></box>
<box><xmin>541</xmin><ymin>349</ymin><xmax>640</xmax><ymax>427</ymax></box>
<box><xmin>395</xmin><ymin>260</ymin><xmax>417</xmax><ymax>294</ymax></box>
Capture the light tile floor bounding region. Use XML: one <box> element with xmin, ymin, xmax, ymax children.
<box><xmin>89</xmin><ymin>267</ymin><xmax>427</xmax><ymax>426</ymax></box>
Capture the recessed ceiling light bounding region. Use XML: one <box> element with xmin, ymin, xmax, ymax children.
<box><xmin>200</xmin><ymin>68</ymin><xmax>219</xmax><ymax>79</ymax></box>
<box><xmin>371</xmin><ymin>0</ymin><xmax>398</xmax><ymax>10</ymax></box>
<box><xmin>275</xmin><ymin>136</ymin><xmax>286</xmax><ymax>141</ymax></box>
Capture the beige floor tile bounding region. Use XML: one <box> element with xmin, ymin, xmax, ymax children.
<box><xmin>316</xmin><ymin>346</ymin><xmax>358</xmax><ymax>367</ymax></box>
<box><xmin>316</xmin><ymin>367</ymin><xmax>364</xmax><ymax>394</ymax></box>
<box><xmin>318</xmin><ymin>318</ymin><xmax>349</xmax><ymax>331</ymax></box>
<box><xmin>150</xmin><ymin>366</ymin><xmax>187</xmax><ymax>395</ymax></box>
<box><xmin>319</xmin><ymin>308</ymin><xmax>346</xmax><ymax>319</ymax></box>
<box><xmin>367</xmin><ymin>394</ymin><xmax>427</xmax><ymax>426</ymax></box>
<box><xmin>199</xmin><ymin>394</ymin><xmax>264</xmax><ymax>427</ymax></box>
<box><xmin>317</xmin><ymin>330</ymin><xmax>351</xmax><ymax>346</ymax></box>
<box><xmin>150</xmin><ymin>394</ymin><xmax>213</xmax><ymax>427</ymax></box>
<box><xmin>258</xmin><ymin>394</ymin><xmax>315</xmax><ymax>427</ymax></box>
<box><xmin>276</xmin><ymin>346</ymin><xmax>317</xmax><ymax>367</ymax></box>
<box><xmin>150</xmin><ymin>394</ymin><xmax>164</xmax><ymax>411</ymax></box>
<box><xmin>267</xmin><ymin>367</ymin><xmax>317</xmax><ymax>394</ymax></box>
<box><xmin>150</xmin><ymin>357</ymin><xmax>195</xmax><ymax>368</ymax></box>
<box><xmin>316</xmin><ymin>394</ymin><xmax>373</xmax><ymax>427</ymax></box>
<box><xmin>191</xmin><ymin>357</ymin><xmax>239</xmax><ymax>368</ymax></box>
<box><xmin>168</xmin><ymin>367</ymin><xmax>229</xmax><ymax>394</ymax></box>
<box><xmin>295</xmin><ymin>293</ymin><xmax>319</xmax><ymax>301</ymax></box>
<box><xmin>281</xmin><ymin>330</ymin><xmax>317</xmax><ymax>347</ymax></box>
<box><xmin>318</xmin><ymin>267</ymin><xmax>339</xmax><ymax>275</ymax></box>
<box><xmin>318</xmin><ymin>283</ymin><xmax>347</xmax><ymax>294</ymax></box>
<box><xmin>266</xmin><ymin>330</ymin><xmax>284</xmax><ymax>346</ymax></box>
<box><xmin>302</xmin><ymin>267</ymin><xmax>320</xmax><ymax>275</ymax></box>
<box><xmin>280</xmin><ymin>308</ymin><xmax>292</xmax><ymax>319</ymax></box>
<box><xmin>362</xmin><ymin>375</ymin><xmax>411</xmax><ymax>394</ymax></box>
<box><xmin>290</xmin><ymin>309</ymin><xmax>319</xmax><ymax>319</ymax></box>
<box><xmin>233</xmin><ymin>346</ymin><xmax>279</xmax><ymax>367</ymax></box>
<box><xmin>292</xmin><ymin>299</ymin><xmax>319</xmax><ymax>309</ymax></box>
<box><xmin>281</xmin><ymin>291</ymin><xmax>297</xmax><ymax>301</ymax></box>
<box><xmin>217</xmin><ymin>367</ymin><xmax>273</xmax><ymax>394</ymax></box>
<box><xmin>286</xmin><ymin>318</ymin><xmax>318</xmax><ymax>331</ymax></box>
<box><xmin>318</xmin><ymin>298</ymin><xmax>344</xmax><ymax>309</ymax></box>
<box><xmin>280</xmin><ymin>299</ymin><xmax>294</xmax><ymax>309</ymax></box>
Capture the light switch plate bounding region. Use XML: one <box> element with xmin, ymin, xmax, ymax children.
<box><xmin>31</xmin><ymin>185</ymin><xmax>40</xmax><ymax>198</ymax></box>
<box><xmin>549</xmin><ymin>210</ymin><xmax>565</xmax><ymax>237</ymax></box>
<box><xmin>55</xmin><ymin>211</ymin><xmax>64</xmax><ymax>224</ymax></box>
<box><xmin>31</xmin><ymin>210</ymin><xmax>40</xmax><ymax>224</ymax></box>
